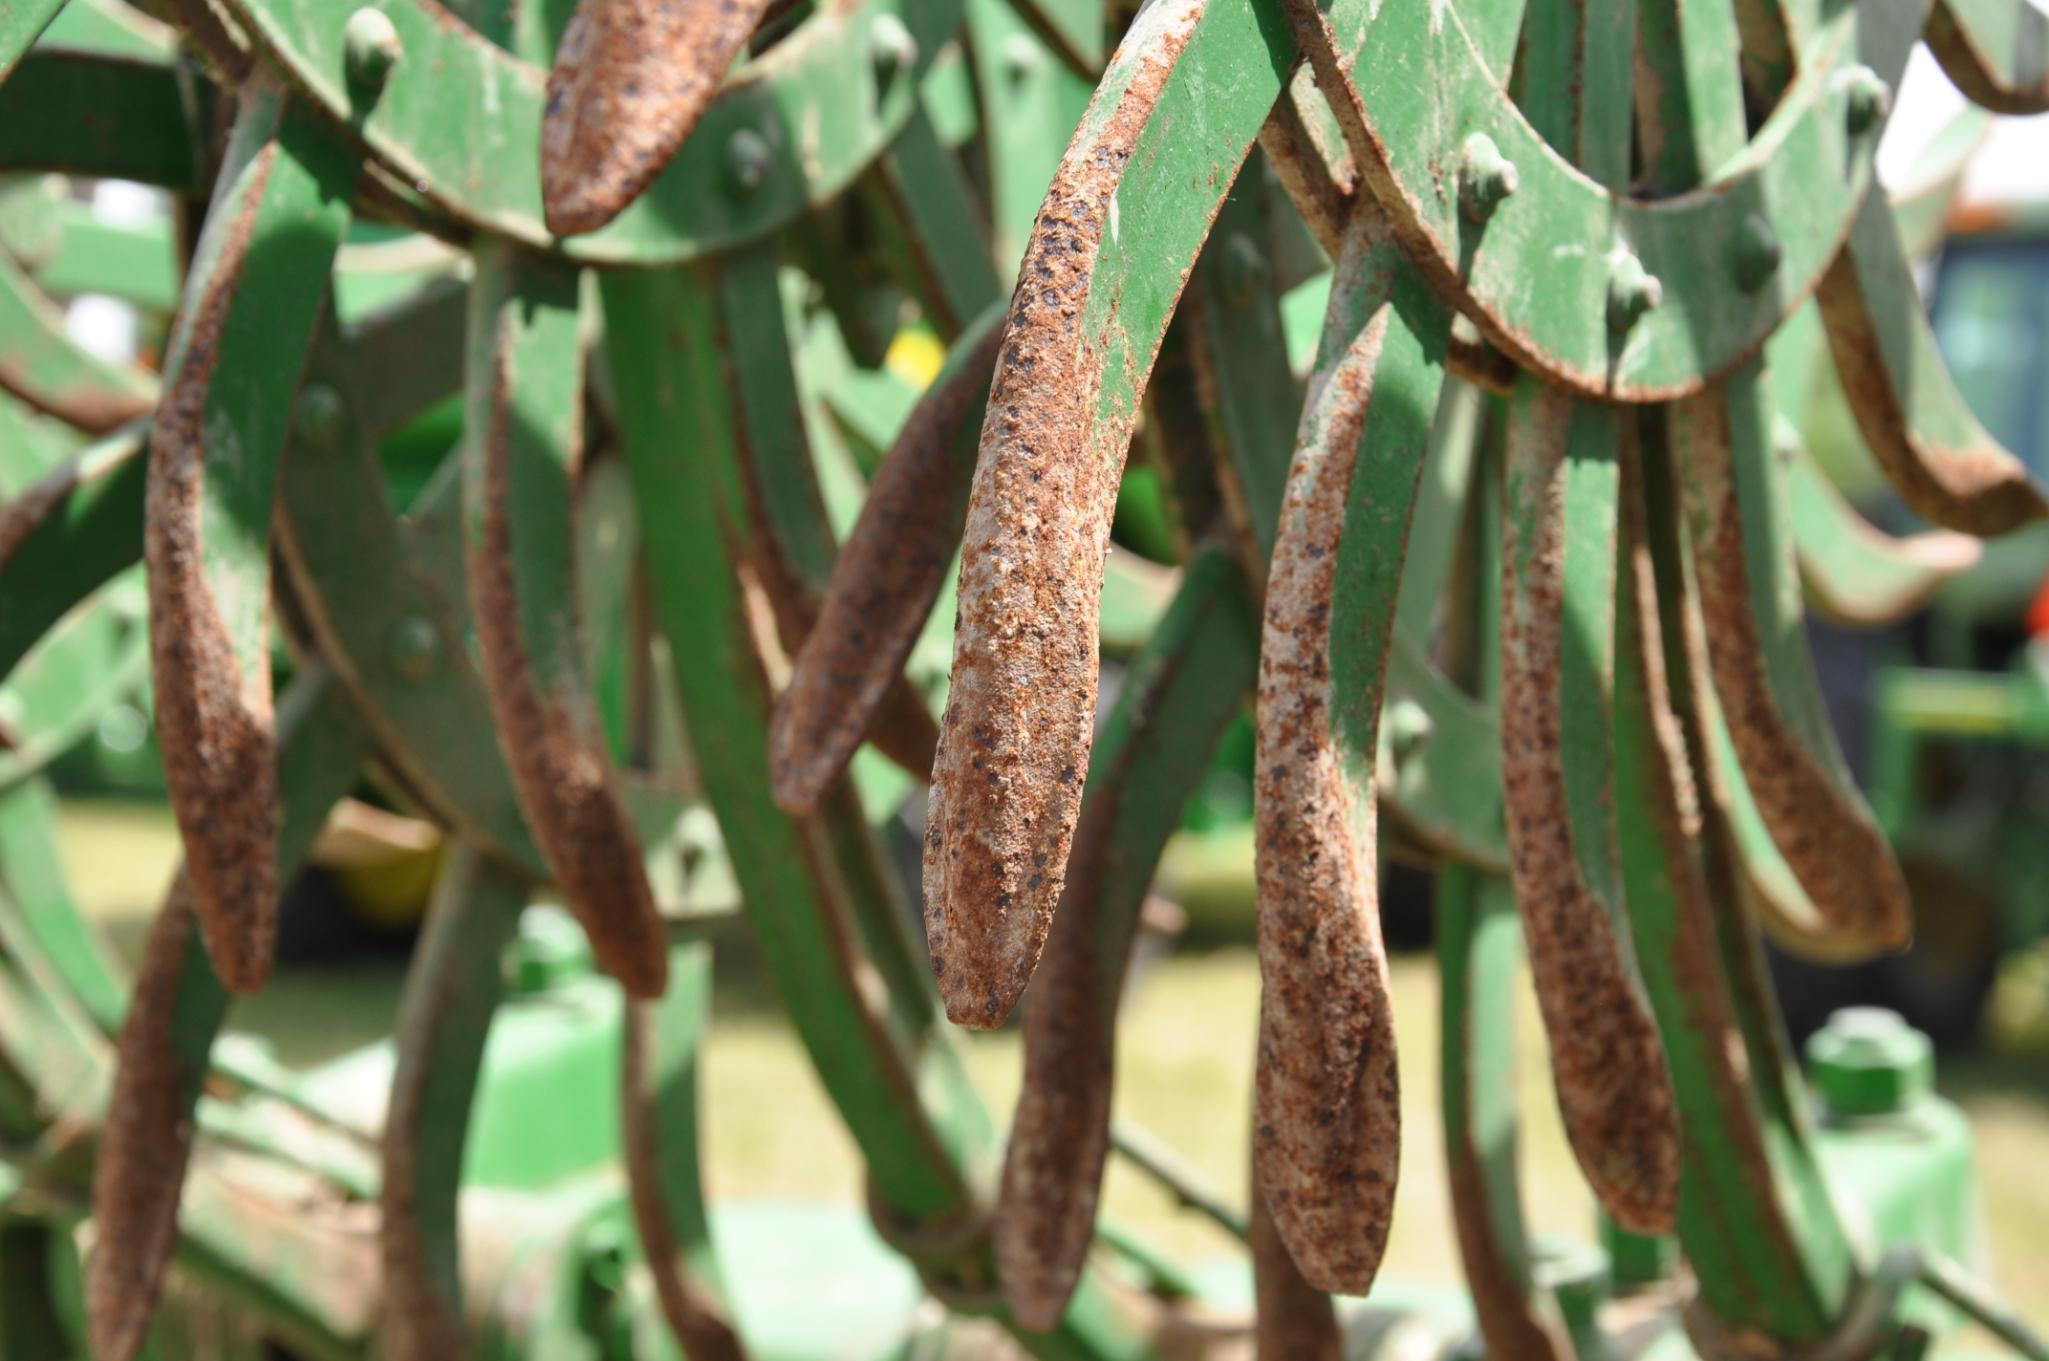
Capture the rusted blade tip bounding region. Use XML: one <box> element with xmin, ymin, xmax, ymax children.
<box><xmin>938</xmin><ymin>980</ymin><xmax>1021</xmax><ymax>1030</ymax></box>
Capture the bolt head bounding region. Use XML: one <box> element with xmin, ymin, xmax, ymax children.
<box><xmin>725</xmin><ymin>127</ymin><xmax>773</xmax><ymax>193</ymax></box>
<box><xmin>1807</xmin><ymin>1006</ymin><xmax>1933</xmax><ymax>1117</ymax></box>
<box><xmin>1457</xmin><ymin>132</ymin><xmax>1519</xmax><ymax>223</ymax></box>
<box><xmin>1734</xmin><ymin>213</ymin><xmax>1783</xmax><ymax>292</ymax></box>
<box><xmin>1606</xmin><ymin>250</ymin><xmax>1662</xmax><ymax>330</ymax></box>
<box><xmin>343</xmin><ymin>7</ymin><xmax>402</xmax><ymax>90</ymax></box>
<box><xmin>1386</xmin><ymin>698</ymin><xmax>1433</xmax><ymax>761</ymax></box>
<box><xmin>869</xmin><ymin>14</ymin><xmax>916</xmax><ymax>84</ymax></box>
<box><xmin>295</xmin><ymin>383</ymin><xmax>346</xmax><ymax>448</ymax></box>
<box><xmin>1839</xmin><ymin>64</ymin><xmax>1891</xmax><ymax>135</ymax></box>
<box><xmin>386</xmin><ymin>613</ymin><xmax>440</xmax><ymax>683</ymax></box>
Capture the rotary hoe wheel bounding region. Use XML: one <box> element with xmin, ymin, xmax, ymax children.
<box><xmin>0</xmin><ymin>0</ymin><xmax>2041</xmax><ymax>1352</ymax></box>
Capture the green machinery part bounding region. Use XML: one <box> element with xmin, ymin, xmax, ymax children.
<box><xmin>0</xmin><ymin>0</ymin><xmax>2039</xmax><ymax>1354</ymax></box>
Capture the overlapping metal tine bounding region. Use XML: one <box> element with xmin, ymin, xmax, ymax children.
<box><xmin>1925</xmin><ymin>0</ymin><xmax>2049</xmax><ymax>114</ymax></box>
<box><xmin>1783</xmin><ymin>433</ymin><xmax>1980</xmax><ymax>627</ymax></box>
<box><xmin>1432</xmin><ymin>424</ymin><xmax>1570</xmax><ymax>1361</ymax></box>
<box><xmin>380</xmin><ymin>842</ymin><xmax>529</xmax><ymax>1361</ymax></box>
<box><xmin>709</xmin><ymin>243</ymin><xmax>942</xmax><ymax>793</ymax></box>
<box><xmin>621</xmin><ymin>951</ymin><xmax>748</xmax><ymax>1360</ymax></box>
<box><xmin>0</xmin><ymin>249</ymin><xmax>155</xmax><ymax>433</ymax></box>
<box><xmin>1499</xmin><ymin>388</ymin><xmax>1680</xmax><ymax>1235</ymax></box>
<box><xmin>997</xmin><ymin>544</ymin><xmax>1255</xmax><ymax>1327</ymax></box>
<box><xmin>1621</xmin><ymin>433</ymin><xmax>1857</xmax><ymax>1342</ymax></box>
<box><xmin>1249</xmin><ymin>1120</ymin><xmax>1342</xmax><ymax>1361</ymax></box>
<box><xmin>1255</xmin><ymin>67</ymin><xmax>1352</xmax><ymax>262</ymax></box>
<box><xmin>540</xmin><ymin>0</ymin><xmax>777</xmax><ymax>234</ymax></box>
<box><xmin>770</xmin><ymin>305</ymin><xmax>1003</xmax><ymax>814</ymax></box>
<box><xmin>461</xmin><ymin>242</ymin><xmax>667</xmax><ymax>998</ymax></box>
<box><xmin>1253</xmin><ymin>207</ymin><xmax>1449</xmax><ymax>1294</ymax></box>
<box><xmin>924</xmin><ymin>0</ymin><xmax>1284</xmax><ymax>1027</ymax></box>
<box><xmin>144</xmin><ymin>78</ymin><xmax>359</xmax><ymax>995</ymax></box>
<box><xmin>1818</xmin><ymin>189</ymin><xmax>2049</xmax><ymax>536</ymax></box>
<box><xmin>1494</xmin><ymin>0</ymin><xmax>1678</xmax><ymax>1237</ymax></box>
<box><xmin>1671</xmin><ymin>370</ymin><xmax>1913</xmax><ymax>953</ymax></box>
<box><xmin>607</xmin><ymin>268</ymin><xmax>1157</xmax><ymax>1357</ymax></box>
<box><xmin>0</xmin><ymin>431</ymin><xmax>142</xmax><ymax>659</ymax></box>
<box><xmin>89</xmin><ymin>665</ymin><xmax>371</xmax><ymax>1361</ymax></box>
<box><xmin>275</xmin><ymin>311</ymin><xmax>542</xmax><ymax>873</ymax></box>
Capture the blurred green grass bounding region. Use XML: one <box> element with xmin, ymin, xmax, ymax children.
<box><xmin>55</xmin><ymin>800</ymin><xmax>2049</xmax><ymax>1326</ymax></box>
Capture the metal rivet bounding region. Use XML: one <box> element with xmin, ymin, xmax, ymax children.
<box><xmin>387</xmin><ymin>614</ymin><xmax>440</xmax><ymax>683</ymax></box>
<box><xmin>1000</xmin><ymin>32</ymin><xmax>1044</xmax><ymax>79</ymax></box>
<box><xmin>343</xmin><ymin>8</ymin><xmax>403</xmax><ymax>90</ymax></box>
<box><xmin>1839</xmin><ymin>65</ymin><xmax>1891</xmax><ymax>135</ymax></box>
<box><xmin>1387</xmin><ymin>698</ymin><xmax>1433</xmax><ymax>763</ymax></box>
<box><xmin>870</xmin><ymin>14</ymin><xmax>916</xmax><ymax>86</ymax></box>
<box><xmin>295</xmin><ymin>383</ymin><xmax>345</xmax><ymax>448</ymax></box>
<box><xmin>725</xmin><ymin>128</ymin><xmax>773</xmax><ymax>193</ymax></box>
<box><xmin>1457</xmin><ymin>132</ymin><xmax>1519</xmax><ymax>223</ymax></box>
<box><xmin>1734</xmin><ymin>214</ymin><xmax>1782</xmax><ymax>292</ymax></box>
<box><xmin>1219</xmin><ymin>233</ymin><xmax>1267</xmax><ymax>307</ymax></box>
<box><xmin>1607</xmin><ymin>250</ymin><xmax>1662</xmax><ymax>330</ymax></box>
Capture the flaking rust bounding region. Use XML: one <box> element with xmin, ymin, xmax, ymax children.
<box><xmin>1250</xmin><ymin>241</ymin><xmax>1400</xmax><ymax>1296</ymax></box>
<box><xmin>144</xmin><ymin>140</ymin><xmax>282</xmax><ymax>997</ymax></box>
<box><xmin>1498</xmin><ymin>385</ymin><xmax>1679</xmax><ymax>1236</ymax></box>
<box><xmin>542</xmin><ymin>0</ymin><xmax>777</xmax><ymax>235</ymax></box>
<box><xmin>622</xmin><ymin>1003</ymin><xmax>749</xmax><ymax>1361</ymax></box>
<box><xmin>467</xmin><ymin>319</ymin><xmax>667</xmax><ymax>999</ymax></box>
<box><xmin>770</xmin><ymin>310</ymin><xmax>1003</xmax><ymax>814</ymax></box>
<box><xmin>88</xmin><ymin>879</ymin><xmax>203</xmax><ymax>1361</ymax></box>
<box><xmin>923</xmin><ymin>0</ymin><xmax>1200</xmax><ymax>1029</ymax></box>
<box><xmin>1673</xmin><ymin>386</ymin><xmax>1912</xmax><ymax>954</ymax></box>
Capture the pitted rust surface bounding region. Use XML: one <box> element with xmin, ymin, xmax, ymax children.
<box><xmin>1249</xmin><ymin>1168</ymin><xmax>1341</xmax><ymax>1360</ymax></box>
<box><xmin>144</xmin><ymin>143</ymin><xmax>281</xmax><ymax>997</ymax></box>
<box><xmin>923</xmin><ymin>4</ymin><xmax>1199</xmax><ymax>1029</ymax></box>
<box><xmin>767</xmin><ymin>322</ymin><xmax>1002</xmax><ymax>811</ymax></box>
<box><xmin>622</xmin><ymin>1002</ymin><xmax>749</xmax><ymax>1361</ymax></box>
<box><xmin>1498</xmin><ymin>386</ymin><xmax>1679</xmax><ymax>1237</ymax></box>
<box><xmin>541</xmin><ymin>0</ymin><xmax>775</xmax><ymax>235</ymax></box>
<box><xmin>993</xmin><ymin>637</ymin><xmax>1179</xmax><ymax>1328</ymax></box>
<box><xmin>1676</xmin><ymin>391</ymin><xmax>1913</xmax><ymax>954</ymax></box>
<box><xmin>1818</xmin><ymin>254</ymin><xmax>2049</xmax><ymax>536</ymax></box>
<box><xmin>88</xmin><ymin>880</ymin><xmax>200</xmax><ymax>1361</ymax></box>
<box><xmin>1250</xmin><ymin>295</ymin><xmax>1400</xmax><ymax>1296</ymax></box>
<box><xmin>469</xmin><ymin>366</ymin><xmax>668</xmax><ymax>998</ymax></box>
